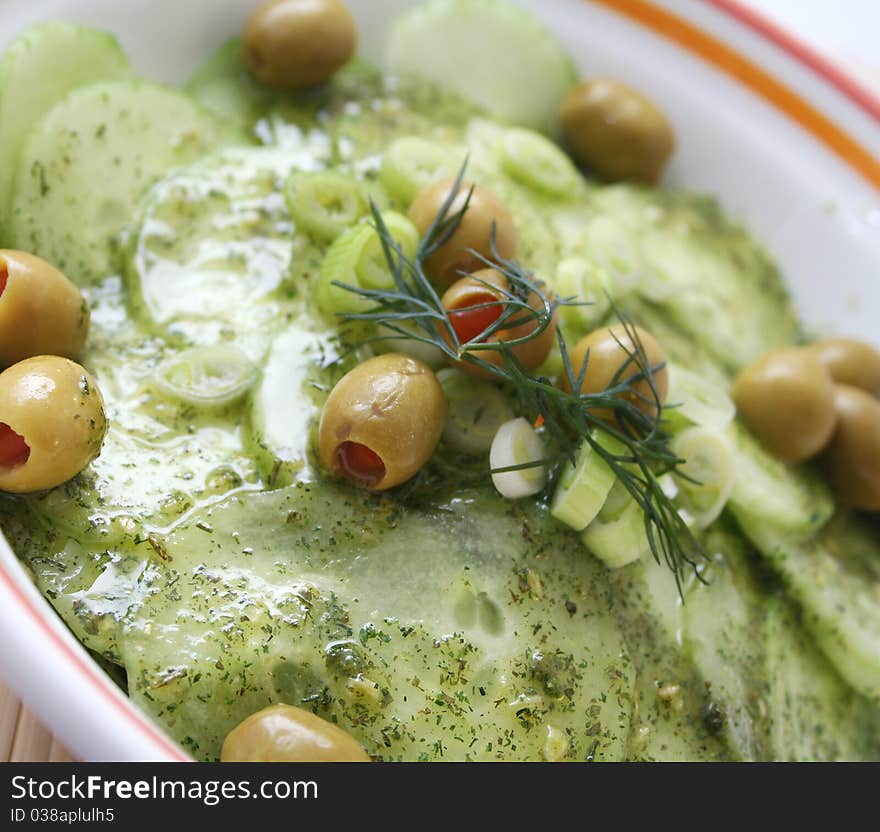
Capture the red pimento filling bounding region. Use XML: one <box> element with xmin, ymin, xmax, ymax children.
<box><xmin>336</xmin><ymin>441</ymin><xmax>385</xmax><ymax>487</ymax></box>
<box><xmin>0</xmin><ymin>261</ymin><xmax>8</xmax><ymax>298</ymax></box>
<box><xmin>448</xmin><ymin>293</ymin><xmax>503</xmax><ymax>343</ymax></box>
<box><xmin>0</xmin><ymin>423</ymin><xmax>30</xmax><ymax>468</ymax></box>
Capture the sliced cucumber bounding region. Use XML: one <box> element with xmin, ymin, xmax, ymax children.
<box><xmin>0</xmin><ymin>22</ymin><xmax>132</xmax><ymax>232</ymax></box>
<box><xmin>579</xmin><ymin>215</ymin><xmax>647</xmax><ymax>298</ymax></box>
<box><xmin>10</xmin><ymin>80</ymin><xmax>230</xmax><ymax>283</ymax></box>
<box><xmin>438</xmin><ymin>369</ymin><xmax>514</xmax><ymax>455</ymax></box>
<box><xmin>607</xmin><ymin>555</ymin><xmax>731</xmax><ymax>761</ymax></box>
<box><xmin>747</xmin><ymin>516</ymin><xmax>880</xmax><ymax>704</ymax></box>
<box><xmin>763</xmin><ymin>597</ymin><xmax>880</xmax><ymax>760</ymax></box>
<box><xmin>127</xmin><ymin>146</ymin><xmax>303</xmax><ymax>352</ymax></box>
<box><xmin>679</xmin><ymin>531</ymin><xmax>770</xmax><ymax>761</ymax></box>
<box><xmin>249</xmin><ymin>325</ymin><xmax>335</xmax><ymax>487</ymax></box>
<box><xmin>726</xmin><ymin>422</ymin><xmax>834</xmax><ymax>537</ymax></box>
<box><xmin>639</xmin><ymin>215</ymin><xmax>800</xmax><ymax>371</ymax></box>
<box><xmin>385</xmin><ymin>0</ymin><xmax>577</xmax><ymax>134</ymax></box>
<box><xmin>587</xmin><ymin>186</ymin><xmax>800</xmax><ymax>371</ymax></box>
<box><xmin>185</xmin><ymin>37</ymin><xmax>273</xmax><ymax>131</ymax></box>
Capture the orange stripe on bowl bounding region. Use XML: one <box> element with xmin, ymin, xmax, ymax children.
<box><xmin>589</xmin><ymin>0</ymin><xmax>880</xmax><ymax>190</ymax></box>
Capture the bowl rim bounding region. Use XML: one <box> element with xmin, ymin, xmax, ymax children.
<box><xmin>1</xmin><ymin>0</ymin><xmax>878</xmax><ymax>763</ymax></box>
<box><xmin>707</xmin><ymin>0</ymin><xmax>880</xmax><ymax>125</ymax></box>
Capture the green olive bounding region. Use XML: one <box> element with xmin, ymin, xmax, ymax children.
<box><xmin>0</xmin><ymin>250</ymin><xmax>89</xmax><ymax>367</ymax></box>
<box><xmin>0</xmin><ymin>356</ymin><xmax>107</xmax><ymax>494</ymax></box>
<box><xmin>408</xmin><ymin>179</ymin><xmax>517</xmax><ymax>287</ymax></box>
<box><xmin>318</xmin><ymin>353</ymin><xmax>446</xmax><ymax>490</ymax></box>
<box><xmin>562</xmin><ymin>324</ymin><xmax>669</xmax><ymax>422</ymax></box>
<box><xmin>242</xmin><ymin>0</ymin><xmax>357</xmax><ymax>90</ymax></box>
<box><xmin>221</xmin><ymin>703</ymin><xmax>371</xmax><ymax>762</ymax></box>
<box><xmin>440</xmin><ymin>268</ymin><xmax>557</xmax><ymax>377</ymax></box>
<box><xmin>559</xmin><ymin>78</ymin><xmax>675</xmax><ymax>183</ymax></box>
<box><xmin>808</xmin><ymin>337</ymin><xmax>880</xmax><ymax>397</ymax></box>
<box><xmin>732</xmin><ymin>347</ymin><xmax>836</xmax><ymax>464</ymax></box>
<box><xmin>822</xmin><ymin>384</ymin><xmax>880</xmax><ymax>511</ymax></box>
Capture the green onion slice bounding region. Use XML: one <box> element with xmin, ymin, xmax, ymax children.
<box><xmin>284</xmin><ymin>171</ymin><xmax>369</xmax><ymax>243</ymax></box>
<box><xmin>665</xmin><ymin>364</ymin><xmax>736</xmax><ymax>433</ymax></box>
<box><xmin>490</xmin><ymin>417</ymin><xmax>546</xmax><ymax>499</ymax></box>
<box><xmin>550</xmin><ymin>435</ymin><xmax>619</xmax><ymax>531</ymax></box>
<box><xmin>381</xmin><ymin>137</ymin><xmax>462</xmax><ymax>204</ymax></box>
<box><xmin>499</xmin><ymin>127</ymin><xmax>582</xmax><ymax>197</ymax></box>
<box><xmin>581</xmin><ymin>481</ymin><xmax>650</xmax><ymax>569</ymax></box>
<box><xmin>671</xmin><ymin>427</ymin><xmax>735</xmax><ymax>529</ymax></box>
<box><xmin>316</xmin><ymin>211</ymin><xmax>419</xmax><ymax>317</ymax></box>
<box><xmin>154</xmin><ymin>345</ymin><xmax>259</xmax><ymax>407</ymax></box>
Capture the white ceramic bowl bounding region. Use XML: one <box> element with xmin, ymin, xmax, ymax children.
<box><xmin>0</xmin><ymin>0</ymin><xmax>878</xmax><ymax>762</ymax></box>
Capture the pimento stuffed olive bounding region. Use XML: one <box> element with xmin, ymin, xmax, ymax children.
<box><xmin>318</xmin><ymin>353</ymin><xmax>446</xmax><ymax>490</ymax></box>
<box><xmin>0</xmin><ymin>355</ymin><xmax>107</xmax><ymax>493</ymax></box>
<box><xmin>440</xmin><ymin>268</ymin><xmax>556</xmax><ymax>377</ymax></box>
<box><xmin>0</xmin><ymin>249</ymin><xmax>89</xmax><ymax>367</ymax></box>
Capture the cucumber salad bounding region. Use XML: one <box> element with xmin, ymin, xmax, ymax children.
<box><xmin>0</xmin><ymin>0</ymin><xmax>879</xmax><ymax>762</ymax></box>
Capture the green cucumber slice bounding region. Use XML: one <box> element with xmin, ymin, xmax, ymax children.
<box><xmin>747</xmin><ymin>516</ymin><xmax>880</xmax><ymax>704</ymax></box>
<box><xmin>679</xmin><ymin>530</ymin><xmax>770</xmax><ymax>761</ymax></box>
<box><xmin>127</xmin><ymin>146</ymin><xmax>302</xmax><ymax>353</ymax></box>
<box><xmin>726</xmin><ymin>422</ymin><xmax>833</xmax><ymax>536</ymax></box>
<box><xmin>763</xmin><ymin>597</ymin><xmax>880</xmax><ymax>760</ymax></box>
<box><xmin>249</xmin><ymin>326</ymin><xmax>334</xmax><ymax>487</ymax></box>
<box><xmin>438</xmin><ymin>369</ymin><xmax>515</xmax><ymax>455</ymax></box>
<box><xmin>385</xmin><ymin>0</ymin><xmax>577</xmax><ymax>134</ymax></box>
<box><xmin>0</xmin><ymin>22</ymin><xmax>132</xmax><ymax>233</ymax></box>
<box><xmin>9</xmin><ymin>80</ymin><xmax>230</xmax><ymax>283</ymax></box>
<box><xmin>185</xmin><ymin>37</ymin><xmax>273</xmax><ymax>131</ymax></box>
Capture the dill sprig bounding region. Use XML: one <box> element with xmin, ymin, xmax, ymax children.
<box><xmin>332</xmin><ymin>168</ymin><xmax>704</xmax><ymax>594</ymax></box>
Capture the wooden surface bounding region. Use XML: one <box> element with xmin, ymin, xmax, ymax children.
<box><xmin>0</xmin><ymin>679</ymin><xmax>76</xmax><ymax>762</ymax></box>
